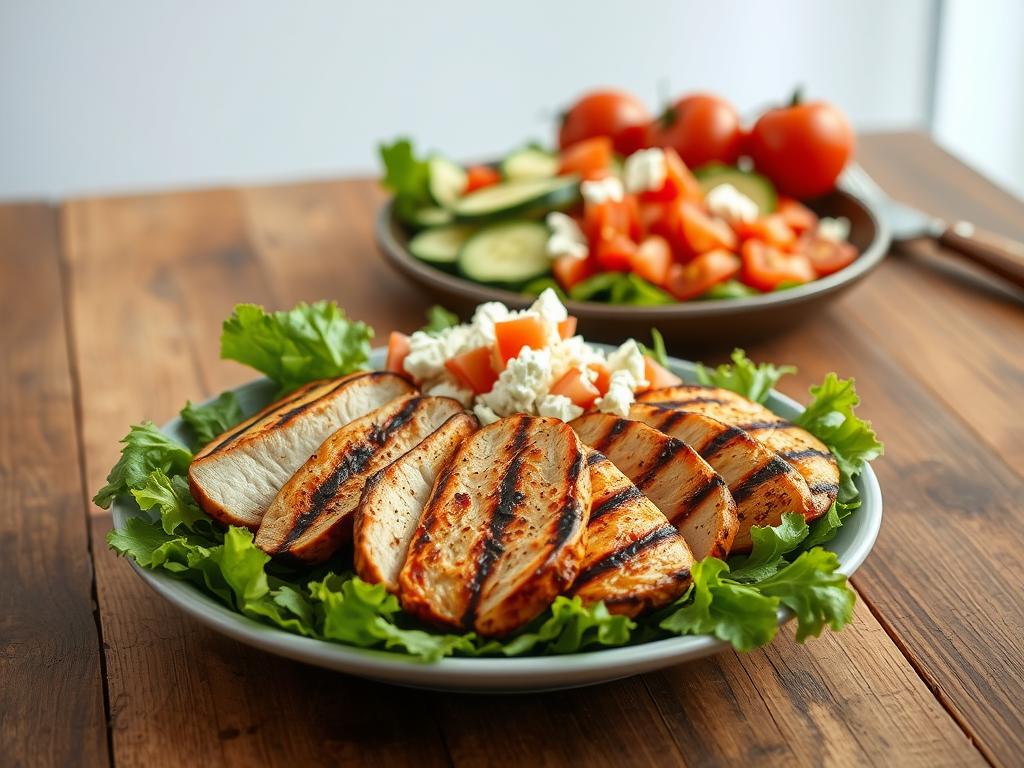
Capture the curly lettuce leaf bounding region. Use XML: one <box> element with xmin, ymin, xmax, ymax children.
<box><xmin>180</xmin><ymin>392</ymin><xmax>243</xmax><ymax>449</ymax></box>
<box><xmin>477</xmin><ymin>596</ymin><xmax>635</xmax><ymax>656</ymax></box>
<box><xmin>694</xmin><ymin>348</ymin><xmax>795</xmax><ymax>404</ymax></box>
<box><xmin>130</xmin><ymin>469</ymin><xmax>207</xmax><ymax>534</ymax></box>
<box><xmin>221</xmin><ymin>301</ymin><xmax>373</xmax><ymax>394</ymax></box>
<box><xmin>420</xmin><ymin>305</ymin><xmax>460</xmax><ymax>336</ymax></box>
<box><xmin>793</xmin><ymin>373</ymin><xmax>883</xmax><ymax>501</ymax></box>
<box><xmin>800</xmin><ymin>498</ymin><xmax>860</xmax><ymax>550</ymax></box>
<box><xmin>379</xmin><ymin>138</ymin><xmax>433</xmax><ymax>222</ymax></box>
<box><xmin>93</xmin><ymin>423</ymin><xmax>192</xmax><ymax>509</ymax></box>
<box><xmin>727</xmin><ymin>513</ymin><xmax>809</xmax><ymax>583</ymax></box>
<box><xmin>755</xmin><ymin>548</ymin><xmax>856</xmax><ymax>642</ymax></box>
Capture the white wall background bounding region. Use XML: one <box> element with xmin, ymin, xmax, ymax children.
<box><xmin>1</xmin><ymin>0</ymin><xmax>1018</xmax><ymax>201</ymax></box>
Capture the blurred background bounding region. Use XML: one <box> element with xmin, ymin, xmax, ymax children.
<box><xmin>1</xmin><ymin>0</ymin><xmax>1021</xmax><ymax>201</ymax></box>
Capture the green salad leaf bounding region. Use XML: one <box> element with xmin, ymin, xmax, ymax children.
<box><xmin>727</xmin><ymin>512</ymin><xmax>809</xmax><ymax>583</ymax></box>
<box><xmin>477</xmin><ymin>597</ymin><xmax>635</xmax><ymax>656</ymax></box>
<box><xmin>754</xmin><ymin>548</ymin><xmax>856</xmax><ymax>642</ymax></box>
<box><xmin>221</xmin><ymin>301</ymin><xmax>373</xmax><ymax>394</ymax></box>
<box><xmin>695</xmin><ymin>348</ymin><xmax>796</xmax><ymax>404</ymax></box>
<box><xmin>93</xmin><ymin>422</ymin><xmax>193</xmax><ymax>509</ymax></box>
<box><xmin>793</xmin><ymin>373</ymin><xmax>883</xmax><ymax>501</ymax></box>
<box><xmin>420</xmin><ymin>305</ymin><xmax>460</xmax><ymax>336</ymax></box>
<box><xmin>522</xmin><ymin>277</ymin><xmax>567</xmax><ymax>301</ymax></box>
<box><xmin>180</xmin><ymin>392</ymin><xmax>244</xmax><ymax>449</ymax></box>
<box><xmin>801</xmin><ymin>498</ymin><xmax>860</xmax><ymax>549</ymax></box>
<box><xmin>130</xmin><ymin>469</ymin><xmax>207</xmax><ymax>535</ymax></box>
<box><xmin>700</xmin><ymin>279</ymin><xmax>757</xmax><ymax>300</ymax></box>
<box><xmin>639</xmin><ymin>328</ymin><xmax>670</xmax><ymax>367</ymax></box>
<box><xmin>569</xmin><ymin>272</ymin><xmax>673</xmax><ymax>306</ymax></box>
<box><xmin>379</xmin><ymin>138</ymin><xmax>433</xmax><ymax>223</ymax></box>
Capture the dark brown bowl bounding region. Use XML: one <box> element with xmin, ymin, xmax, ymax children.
<box><xmin>376</xmin><ymin>188</ymin><xmax>889</xmax><ymax>351</ymax></box>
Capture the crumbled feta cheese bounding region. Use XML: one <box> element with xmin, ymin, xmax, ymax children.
<box><xmin>549</xmin><ymin>335</ymin><xmax>606</xmax><ymax>382</ymax></box>
<box><xmin>423</xmin><ymin>375</ymin><xmax>474</xmax><ymax>407</ymax></box>
<box><xmin>606</xmin><ymin>339</ymin><xmax>648</xmax><ymax>389</ymax></box>
<box><xmin>623</xmin><ymin>148</ymin><xmax>667</xmax><ymax>194</ymax></box>
<box><xmin>402</xmin><ymin>331</ymin><xmax>449</xmax><ymax>381</ymax></box>
<box><xmin>546</xmin><ymin>212</ymin><xmax>588</xmax><ymax>261</ymax></box>
<box><xmin>595</xmin><ymin>370</ymin><xmax>636</xmax><ymax>418</ymax></box>
<box><xmin>706</xmin><ymin>183</ymin><xmax>758</xmax><ymax>225</ymax></box>
<box><xmin>580</xmin><ymin>176</ymin><xmax>624</xmax><ymax>205</ymax></box>
<box><xmin>479</xmin><ymin>346</ymin><xmax>552</xmax><ymax>416</ymax></box>
<box><xmin>817</xmin><ymin>216</ymin><xmax>851</xmax><ymax>243</ymax></box>
<box><xmin>473</xmin><ymin>403</ymin><xmax>501</xmax><ymax>426</ymax></box>
<box><xmin>536</xmin><ymin>394</ymin><xmax>584</xmax><ymax>423</ymax></box>
<box><xmin>529</xmin><ymin>288</ymin><xmax>569</xmax><ymax>345</ymax></box>
<box><xmin>470</xmin><ymin>301</ymin><xmax>512</xmax><ymax>343</ymax></box>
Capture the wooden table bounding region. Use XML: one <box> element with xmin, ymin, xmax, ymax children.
<box><xmin>3</xmin><ymin>132</ymin><xmax>1023</xmax><ymax>767</ymax></box>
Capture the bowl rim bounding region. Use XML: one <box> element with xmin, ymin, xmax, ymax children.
<box><xmin>375</xmin><ymin>186</ymin><xmax>890</xmax><ymax>318</ymax></box>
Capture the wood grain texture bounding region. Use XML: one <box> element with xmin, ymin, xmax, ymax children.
<box><xmin>0</xmin><ymin>204</ymin><xmax>108</xmax><ymax>767</ymax></box>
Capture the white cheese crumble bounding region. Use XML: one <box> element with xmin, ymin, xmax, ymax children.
<box><xmin>423</xmin><ymin>375</ymin><xmax>474</xmax><ymax>407</ymax></box>
<box><xmin>546</xmin><ymin>212</ymin><xmax>588</xmax><ymax>261</ymax></box>
<box><xmin>580</xmin><ymin>176</ymin><xmax>624</xmax><ymax>205</ymax></box>
<box><xmin>536</xmin><ymin>394</ymin><xmax>584</xmax><ymax>423</ymax></box>
<box><xmin>473</xmin><ymin>403</ymin><xmax>501</xmax><ymax>426</ymax></box>
<box><xmin>817</xmin><ymin>216</ymin><xmax>851</xmax><ymax>243</ymax></box>
<box><xmin>605</xmin><ymin>339</ymin><xmax>649</xmax><ymax>389</ymax></box>
<box><xmin>623</xmin><ymin>148</ymin><xmax>668</xmax><ymax>194</ymax></box>
<box><xmin>595</xmin><ymin>370</ymin><xmax>637</xmax><ymax>418</ymax></box>
<box><xmin>479</xmin><ymin>346</ymin><xmax>553</xmax><ymax>417</ymax></box>
<box><xmin>706</xmin><ymin>183</ymin><xmax>758</xmax><ymax>225</ymax></box>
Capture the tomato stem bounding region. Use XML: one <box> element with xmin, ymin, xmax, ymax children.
<box><xmin>789</xmin><ymin>86</ymin><xmax>805</xmax><ymax>108</ymax></box>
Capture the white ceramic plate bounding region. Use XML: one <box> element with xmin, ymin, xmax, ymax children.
<box><xmin>111</xmin><ymin>349</ymin><xmax>882</xmax><ymax>692</ymax></box>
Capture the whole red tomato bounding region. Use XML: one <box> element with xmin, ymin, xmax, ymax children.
<box><xmin>649</xmin><ymin>94</ymin><xmax>744</xmax><ymax>169</ymax></box>
<box><xmin>749</xmin><ymin>97</ymin><xmax>854</xmax><ymax>198</ymax></box>
<box><xmin>559</xmin><ymin>90</ymin><xmax>651</xmax><ymax>156</ymax></box>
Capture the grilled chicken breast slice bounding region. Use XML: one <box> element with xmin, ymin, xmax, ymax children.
<box><xmin>572</xmin><ymin>451</ymin><xmax>694</xmax><ymax>617</ymax></box>
<box><xmin>353</xmin><ymin>412</ymin><xmax>479</xmax><ymax>594</ymax></box>
<box><xmin>188</xmin><ymin>372</ymin><xmax>416</xmax><ymax>529</ymax></box>
<box><xmin>256</xmin><ymin>396</ymin><xmax>464</xmax><ymax>563</ymax></box>
<box><xmin>628</xmin><ymin>404</ymin><xmax>816</xmax><ymax>552</ymax></box>
<box><xmin>638</xmin><ymin>386</ymin><xmax>840</xmax><ymax>518</ymax></box>
<box><xmin>571</xmin><ymin>413</ymin><xmax>737</xmax><ymax>559</ymax></box>
<box><xmin>400</xmin><ymin>416</ymin><xmax>590</xmax><ymax>637</ymax></box>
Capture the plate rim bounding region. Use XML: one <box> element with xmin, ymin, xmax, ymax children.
<box><xmin>110</xmin><ymin>350</ymin><xmax>883</xmax><ymax>690</ymax></box>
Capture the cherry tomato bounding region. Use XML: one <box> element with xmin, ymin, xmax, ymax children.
<box><xmin>669</xmin><ymin>201</ymin><xmax>737</xmax><ymax>256</ymax></box>
<box><xmin>557</xmin><ymin>316</ymin><xmax>578</xmax><ymax>339</ymax></box>
<box><xmin>665</xmin><ymin>249</ymin><xmax>741</xmax><ymax>301</ymax></box>
<box><xmin>552</xmin><ymin>253</ymin><xmax>596</xmax><ymax>290</ymax></box>
<box><xmin>493</xmin><ymin>315</ymin><xmax>549</xmax><ymax>364</ymax></box>
<box><xmin>588</xmin><ymin>362</ymin><xmax>612</xmax><ymax>395</ymax></box>
<box><xmin>777</xmin><ymin>196</ymin><xmax>818</xmax><ymax>234</ymax></box>
<box><xmin>464</xmin><ymin>165</ymin><xmax>501</xmax><ymax>193</ymax></box>
<box><xmin>385</xmin><ymin>332</ymin><xmax>411</xmax><ymax>374</ymax></box>
<box><xmin>630</xmin><ymin>235</ymin><xmax>672</xmax><ymax>286</ymax></box>
<box><xmin>558</xmin><ymin>136</ymin><xmax>614</xmax><ymax>180</ymax></box>
<box><xmin>644</xmin><ymin>357</ymin><xmax>683</xmax><ymax>390</ymax></box>
<box><xmin>735</xmin><ymin>214</ymin><xmax>797</xmax><ymax>249</ymax></box>
<box><xmin>594</xmin><ymin>234</ymin><xmax>638</xmax><ymax>272</ymax></box>
<box><xmin>559</xmin><ymin>90</ymin><xmax>652</xmax><ymax>156</ymax></box>
<box><xmin>445</xmin><ymin>345</ymin><xmax>498</xmax><ymax>394</ymax></box>
<box><xmin>549</xmin><ymin>368</ymin><xmax>601</xmax><ymax>409</ymax></box>
<box><xmin>740</xmin><ymin>240</ymin><xmax>815</xmax><ymax>291</ymax></box>
<box><xmin>748</xmin><ymin>96</ymin><xmax>854</xmax><ymax>198</ymax></box>
<box><xmin>650</xmin><ymin>94</ymin><xmax>745</xmax><ymax>169</ymax></box>
<box><xmin>584</xmin><ymin>195</ymin><xmax>642</xmax><ymax>243</ymax></box>
<box><xmin>797</xmin><ymin>234</ymin><xmax>858</xmax><ymax>276</ymax></box>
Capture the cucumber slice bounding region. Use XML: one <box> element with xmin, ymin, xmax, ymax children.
<box><xmin>428</xmin><ymin>156</ymin><xmax>468</xmax><ymax>210</ymax></box>
<box><xmin>409</xmin><ymin>206</ymin><xmax>454</xmax><ymax>228</ymax></box>
<box><xmin>409</xmin><ymin>225</ymin><xmax>474</xmax><ymax>268</ymax></box>
<box><xmin>458</xmin><ymin>221</ymin><xmax>551</xmax><ymax>287</ymax></box>
<box><xmin>451</xmin><ymin>176</ymin><xmax>580</xmax><ymax>221</ymax></box>
<box><xmin>696</xmin><ymin>163</ymin><xmax>777</xmax><ymax>214</ymax></box>
<box><xmin>501</xmin><ymin>147</ymin><xmax>559</xmax><ymax>180</ymax></box>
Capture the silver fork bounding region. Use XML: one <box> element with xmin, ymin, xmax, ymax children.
<box><xmin>841</xmin><ymin>162</ymin><xmax>1024</xmax><ymax>291</ymax></box>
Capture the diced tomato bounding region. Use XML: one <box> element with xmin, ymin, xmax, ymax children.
<box><xmin>493</xmin><ymin>315</ymin><xmax>549</xmax><ymax>364</ymax></box>
<box><xmin>777</xmin><ymin>197</ymin><xmax>818</xmax><ymax>234</ymax></box>
<box><xmin>445</xmin><ymin>345</ymin><xmax>498</xmax><ymax>394</ymax></box>
<box><xmin>639</xmin><ymin>200</ymin><xmax>671</xmax><ymax>237</ymax></box>
<box><xmin>740</xmin><ymin>240</ymin><xmax>815</xmax><ymax>291</ymax></box>
<box><xmin>665</xmin><ymin>249</ymin><xmax>742</xmax><ymax>301</ymax></box>
<box><xmin>549</xmin><ymin>368</ymin><xmax>601</xmax><ymax>409</ymax></box>
<box><xmin>558</xmin><ymin>136</ymin><xmax>614</xmax><ymax>180</ymax></box>
<box><xmin>464</xmin><ymin>165</ymin><xmax>501</xmax><ymax>193</ymax></box>
<box><xmin>557</xmin><ymin>316</ymin><xmax>578</xmax><ymax>339</ymax></box>
<box><xmin>640</xmin><ymin>148</ymin><xmax>703</xmax><ymax>203</ymax></box>
<box><xmin>594</xmin><ymin>234</ymin><xmax>637</xmax><ymax>272</ymax></box>
<box><xmin>584</xmin><ymin>195</ymin><xmax>643</xmax><ymax>243</ymax></box>
<box><xmin>797</xmin><ymin>234</ymin><xmax>858</xmax><ymax>276</ymax></box>
<box><xmin>552</xmin><ymin>254</ymin><xmax>596</xmax><ymax>290</ymax></box>
<box><xmin>630</xmin><ymin>235</ymin><xmax>672</xmax><ymax>286</ymax></box>
<box><xmin>588</xmin><ymin>362</ymin><xmax>612</xmax><ymax>395</ymax></box>
<box><xmin>736</xmin><ymin>214</ymin><xmax>798</xmax><ymax>249</ymax></box>
<box><xmin>644</xmin><ymin>357</ymin><xmax>684</xmax><ymax>390</ymax></box>
<box><xmin>385</xmin><ymin>332</ymin><xmax>411</xmax><ymax>375</ymax></box>
<box><xmin>670</xmin><ymin>201</ymin><xmax>738</xmax><ymax>256</ymax></box>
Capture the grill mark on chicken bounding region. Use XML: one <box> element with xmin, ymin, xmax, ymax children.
<box><xmin>460</xmin><ymin>417</ymin><xmax>531</xmax><ymax>629</ymax></box>
<box><xmin>270</xmin><ymin>372</ymin><xmax>391</xmax><ymax>430</ymax></box>
<box><xmin>205</xmin><ymin>385</ymin><xmax>314</xmax><ymax>455</ymax></box>
<box><xmin>808</xmin><ymin>481</ymin><xmax>841</xmax><ymax>495</ymax></box>
<box><xmin>553</xmin><ymin>448</ymin><xmax>587</xmax><ymax>548</ymax></box>
<box><xmin>670</xmin><ymin>475</ymin><xmax>726</xmax><ymax>525</ymax></box>
<box><xmin>412</xmin><ymin>461</ymin><xmax>455</xmax><ymax>552</ymax></box>
<box><xmin>633</xmin><ymin>439</ymin><xmax>685</xmax><ymax>490</ymax></box>
<box><xmin>653</xmin><ymin>409</ymin><xmax>688</xmax><ymax>434</ymax></box>
<box><xmin>589</xmin><ymin>485</ymin><xmax>644</xmax><ymax>523</ymax></box>
<box><xmin>587</xmin><ymin>450</ymin><xmax>607</xmax><ymax>467</ymax></box>
<box><xmin>731</xmin><ymin>456</ymin><xmax>791</xmax><ymax>503</ymax></box>
<box><xmin>781</xmin><ymin>448</ymin><xmax>836</xmax><ymax>462</ymax></box>
<box><xmin>735</xmin><ymin>420</ymin><xmax>788</xmax><ymax>432</ymax></box>
<box><xmin>573</xmin><ymin>524</ymin><xmax>679</xmax><ymax>588</ymax></box>
<box><xmin>280</xmin><ymin>397</ymin><xmax>423</xmax><ymax>549</ymax></box>
<box><xmin>697</xmin><ymin>426</ymin><xmax>747</xmax><ymax>461</ymax></box>
<box><xmin>593</xmin><ymin>418</ymin><xmax>630</xmax><ymax>452</ymax></box>
<box><xmin>657</xmin><ymin>396</ymin><xmax>726</xmax><ymax>408</ymax></box>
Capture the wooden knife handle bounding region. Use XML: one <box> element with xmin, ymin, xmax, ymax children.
<box><xmin>938</xmin><ymin>221</ymin><xmax>1024</xmax><ymax>290</ymax></box>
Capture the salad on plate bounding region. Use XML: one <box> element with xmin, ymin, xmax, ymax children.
<box><xmin>99</xmin><ymin>293</ymin><xmax>882</xmax><ymax>662</ymax></box>
<box><xmin>381</xmin><ymin>87</ymin><xmax>859</xmax><ymax>306</ymax></box>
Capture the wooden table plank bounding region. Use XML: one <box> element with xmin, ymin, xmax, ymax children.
<box><xmin>0</xmin><ymin>204</ymin><xmax>109</xmax><ymax>767</ymax></box>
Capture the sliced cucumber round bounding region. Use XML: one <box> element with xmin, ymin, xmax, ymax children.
<box><xmin>501</xmin><ymin>147</ymin><xmax>559</xmax><ymax>180</ymax></box>
<box><xmin>696</xmin><ymin>163</ymin><xmax>777</xmax><ymax>214</ymax></box>
<box><xmin>409</xmin><ymin>206</ymin><xmax>454</xmax><ymax>228</ymax></box>
<box><xmin>458</xmin><ymin>221</ymin><xmax>551</xmax><ymax>287</ymax></box>
<box><xmin>428</xmin><ymin>156</ymin><xmax>468</xmax><ymax>210</ymax></box>
<box><xmin>409</xmin><ymin>225</ymin><xmax>474</xmax><ymax>268</ymax></box>
<box><xmin>451</xmin><ymin>176</ymin><xmax>580</xmax><ymax>222</ymax></box>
